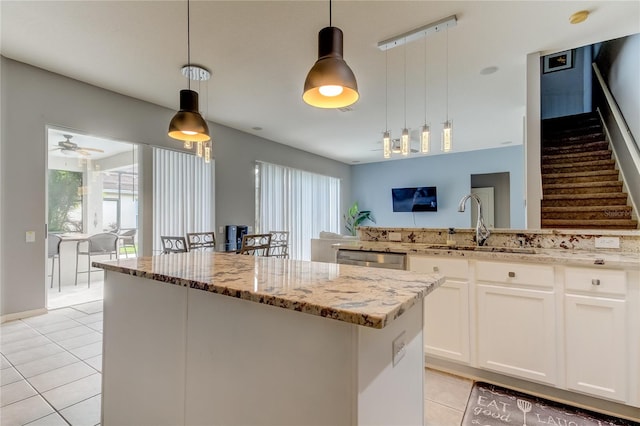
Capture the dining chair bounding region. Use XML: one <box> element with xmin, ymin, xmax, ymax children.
<box><xmin>117</xmin><ymin>228</ymin><xmax>137</xmax><ymax>258</ymax></box>
<box><xmin>269</xmin><ymin>231</ymin><xmax>289</xmax><ymax>258</ymax></box>
<box><xmin>186</xmin><ymin>232</ymin><xmax>216</xmax><ymax>252</ymax></box>
<box><xmin>48</xmin><ymin>234</ymin><xmax>62</xmax><ymax>292</ymax></box>
<box><xmin>75</xmin><ymin>232</ymin><xmax>119</xmax><ymax>288</ymax></box>
<box><xmin>161</xmin><ymin>236</ymin><xmax>189</xmax><ymax>254</ymax></box>
<box><xmin>239</xmin><ymin>234</ymin><xmax>272</xmax><ymax>256</ymax></box>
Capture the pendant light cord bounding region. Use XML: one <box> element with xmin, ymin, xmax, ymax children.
<box><xmin>424</xmin><ymin>36</ymin><xmax>427</xmax><ymax>124</ymax></box>
<box><xmin>385</xmin><ymin>49</ymin><xmax>388</xmax><ymax>131</ymax></box>
<box><xmin>445</xmin><ymin>28</ymin><xmax>449</xmax><ymax>121</ymax></box>
<box><xmin>187</xmin><ymin>0</ymin><xmax>191</xmax><ymax>90</ymax></box>
<box><xmin>329</xmin><ymin>0</ymin><xmax>332</xmax><ymax>27</ymax></box>
<box><xmin>403</xmin><ymin>38</ymin><xmax>407</xmax><ymax>129</ymax></box>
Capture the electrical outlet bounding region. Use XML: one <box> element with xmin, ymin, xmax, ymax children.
<box><xmin>248</xmin><ymin>226</ymin><xmax>253</xmax><ymax>233</ymax></box>
<box><xmin>392</xmin><ymin>331</ymin><xmax>406</xmax><ymax>366</ymax></box>
<box><xmin>25</xmin><ymin>231</ymin><xmax>36</xmax><ymax>243</ymax></box>
<box><xmin>595</xmin><ymin>237</ymin><xmax>620</xmax><ymax>249</ymax></box>
<box><xmin>389</xmin><ymin>232</ymin><xmax>402</xmax><ymax>242</ymax></box>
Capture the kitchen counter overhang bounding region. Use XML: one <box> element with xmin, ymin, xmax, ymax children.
<box><xmin>94</xmin><ymin>251</ymin><xmax>443</xmax><ymax>329</ymax></box>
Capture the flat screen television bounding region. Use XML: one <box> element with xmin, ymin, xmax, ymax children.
<box><xmin>392</xmin><ymin>186</ymin><xmax>437</xmax><ymax>212</ymax></box>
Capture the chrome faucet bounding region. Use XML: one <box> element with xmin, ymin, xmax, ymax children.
<box><xmin>458</xmin><ymin>194</ymin><xmax>491</xmax><ymax>246</ymax></box>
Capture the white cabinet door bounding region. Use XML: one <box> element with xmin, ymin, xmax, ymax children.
<box><xmin>409</xmin><ymin>256</ymin><xmax>470</xmax><ymax>364</ymax></box>
<box><xmin>477</xmin><ymin>284</ymin><xmax>557</xmax><ymax>385</ymax></box>
<box><xmin>565</xmin><ymin>294</ymin><xmax>627</xmax><ymax>402</ymax></box>
<box><xmin>424</xmin><ymin>280</ymin><xmax>470</xmax><ymax>363</ymax></box>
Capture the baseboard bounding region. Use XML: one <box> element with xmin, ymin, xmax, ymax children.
<box><xmin>1</xmin><ymin>308</ymin><xmax>48</xmax><ymax>324</ymax></box>
<box><xmin>426</xmin><ymin>355</ymin><xmax>640</xmax><ymax>422</ymax></box>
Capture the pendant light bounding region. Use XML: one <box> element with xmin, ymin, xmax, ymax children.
<box><xmin>441</xmin><ymin>27</ymin><xmax>452</xmax><ymax>152</ymax></box>
<box><xmin>383</xmin><ymin>50</ymin><xmax>391</xmax><ymax>159</ymax></box>
<box><xmin>303</xmin><ymin>0</ymin><xmax>359</xmax><ymax>109</ymax></box>
<box><xmin>400</xmin><ymin>39</ymin><xmax>409</xmax><ymax>156</ymax></box>
<box><xmin>168</xmin><ymin>0</ymin><xmax>210</xmax><ymax>143</ymax></box>
<box><xmin>420</xmin><ymin>36</ymin><xmax>430</xmax><ymax>154</ymax></box>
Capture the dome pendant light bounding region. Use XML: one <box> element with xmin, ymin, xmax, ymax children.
<box><xmin>168</xmin><ymin>0</ymin><xmax>210</xmax><ymax>143</ymax></box>
<box><xmin>303</xmin><ymin>0</ymin><xmax>359</xmax><ymax>109</ymax></box>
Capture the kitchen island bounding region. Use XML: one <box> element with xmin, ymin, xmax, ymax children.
<box><xmin>94</xmin><ymin>252</ymin><xmax>443</xmax><ymax>426</ymax></box>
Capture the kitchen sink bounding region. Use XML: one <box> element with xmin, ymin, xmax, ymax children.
<box><xmin>423</xmin><ymin>244</ymin><xmax>537</xmax><ymax>254</ymax></box>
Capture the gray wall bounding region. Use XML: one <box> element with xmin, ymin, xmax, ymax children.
<box><xmin>0</xmin><ymin>57</ymin><xmax>350</xmax><ymax>317</ymax></box>
<box><xmin>595</xmin><ymin>33</ymin><xmax>640</xmax><ymax>147</ymax></box>
<box><xmin>541</xmin><ymin>46</ymin><xmax>591</xmax><ymax>119</ymax></box>
<box><xmin>471</xmin><ymin>172</ymin><xmax>511</xmax><ymax>228</ymax></box>
<box><xmin>350</xmin><ymin>146</ymin><xmax>525</xmax><ymax>229</ymax></box>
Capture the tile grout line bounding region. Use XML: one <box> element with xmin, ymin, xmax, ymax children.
<box><xmin>1</xmin><ymin>307</ymin><xmax>103</xmax><ymax>426</ymax></box>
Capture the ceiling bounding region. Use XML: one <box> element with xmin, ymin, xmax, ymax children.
<box><xmin>2</xmin><ymin>1</ymin><xmax>639</xmax><ymax>165</ymax></box>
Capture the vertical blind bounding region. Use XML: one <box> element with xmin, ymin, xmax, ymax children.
<box><xmin>256</xmin><ymin>161</ymin><xmax>340</xmax><ymax>260</ymax></box>
<box><xmin>153</xmin><ymin>148</ymin><xmax>214</xmax><ymax>253</ymax></box>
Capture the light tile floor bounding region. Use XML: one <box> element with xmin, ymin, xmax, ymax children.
<box><xmin>2</xmin><ymin>301</ymin><xmax>474</xmax><ymax>426</ymax></box>
<box><xmin>1</xmin><ymin>301</ymin><xmax>104</xmax><ymax>426</ymax></box>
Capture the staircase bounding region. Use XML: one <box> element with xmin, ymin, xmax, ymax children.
<box><xmin>541</xmin><ymin>112</ymin><xmax>638</xmax><ymax>230</ymax></box>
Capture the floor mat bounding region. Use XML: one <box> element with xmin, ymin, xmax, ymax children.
<box><xmin>462</xmin><ymin>382</ymin><xmax>638</xmax><ymax>426</ymax></box>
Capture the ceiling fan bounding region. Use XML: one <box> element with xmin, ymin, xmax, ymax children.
<box><xmin>50</xmin><ymin>135</ymin><xmax>104</xmax><ymax>157</ymax></box>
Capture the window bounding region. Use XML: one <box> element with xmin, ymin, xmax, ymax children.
<box><xmin>256</xmin><ymin>161</ymin><xmax>340</xmax><ymax>260</ymax></box>
<box><xmin>48</xmin><ymin>170</ymin><xmax>83</xmax><ymax>232</ymax></box>
<box><xmin>153</xmin><ymin>148</ymin><xmax>214</xmax><ymax>253</ymax></box>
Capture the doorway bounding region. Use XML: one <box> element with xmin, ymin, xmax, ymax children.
<box><xmin>470</xmin><ymin>172</ymin><xmax>511</xmax><ymax>229</ymax></box>
<box><xmin>46</xmin><ymin>128</ymin><xmax>139</xmax><ymax>309</ymax></box>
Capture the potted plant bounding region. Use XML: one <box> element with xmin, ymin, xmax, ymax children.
<box><xmin>343</xmin><ymin>201</ymin><xmax>375</xmax><ymax>236</ymax></box>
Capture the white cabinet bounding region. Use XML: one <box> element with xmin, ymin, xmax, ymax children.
<box><xmin>408</xmin><ymin>256</ymin><xmax>470</xmax><ymax>363</ymax></box>
<box><xmin>476</xmin><ymin>261</ymin><xmax>557</xmax><ymax>385</ymax></box>
<box><xmin>564</xmin><ymin>267</ymin><xmax>628</xmax><ymax>403</ymax></box>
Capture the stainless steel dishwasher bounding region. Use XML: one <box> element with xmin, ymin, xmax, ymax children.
<box><xmin>336</xmin><ymin>249</ymin><xmax>407</xmax><ymax>270</ymax></box>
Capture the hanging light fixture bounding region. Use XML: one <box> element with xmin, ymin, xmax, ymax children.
<box><xmin>383</xmin><ymin>49</ymin><xmax>391</xmax><ymax>159</ymax></box>
<box><xmin>168</xmin><ymin>0</ymin><xmax>210</xmax><ymax>143</ymax></box>
<box><xmin>400</xmin><ymin>39</ymin><xmax>409</xmax><ymax>156</ymax></box>
<box><xmin>441</xmin><ymin>27</ymin><xmax>453</xmax><ymax>152</ymax></box>
<box><xmin>420</xmin><ymin>35</ymin><xmax>430</xmax><ymax>154</ymax></box>
<box><xmin>303</xmin><ymin>0</ymin><xmax>359</xmax><ymax>109</ymax></box>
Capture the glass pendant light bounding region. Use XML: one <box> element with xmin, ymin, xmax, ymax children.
<box><xmin>441</xmin><ymin>27</ymin><xmax>452</xmax><ymax>152</ymax></box>
<box><xmin>204</xmin><ymin>141</ymin><xmax>211</xmax><ymax>163</ymax></box>
<box><xmin>303</xmin><ymin>0</ymin><xmax>359</xmax><ymax>109</ymax></box>
<box><xmin>401</xmin><ymin>39</ymin><xmax>409</xmax><ymax>156</ymax></box>
<box><xmin>168</xmin><ymin>0</ymin><xmax>210</xmax><ymax>143</ymax></box>
<box><xmin>184</xmin><ymin>140</ymin><xmax>193</xmax><ymax>149</ymax></box>
<box><xmin>421</xmin><ymin>36</ymin><xmax>430</xmax><ymax>154</ymax></box>
<box><xmin>196</xmin><ymin>140</ymin><xmax>203</xmax><ymax>157</ymax></box>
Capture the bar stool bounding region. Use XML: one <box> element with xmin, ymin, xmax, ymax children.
<box><xmin>48</xmin><ymin>234</ymin><xmax>62</xmax><ymax>292</ymax></box>
<box><xmin>161</xmin><ymin>236</ymin><xmax>189</xmax><ymax>254</ymax></box>
<box><xmin>76</xmin><ymin>233</ymin><xmax>119</xmax><ymax>288</ymax></box>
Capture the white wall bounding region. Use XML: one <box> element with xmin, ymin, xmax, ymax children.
<box><xmin>350</xmin><ymin>146</ymin><xmax>525</xmax><ymax>229</ymax></box>
<box><xmin>0</xmin><ymin>57</ymin><xmax>350</xmax><ymax>318</ymax></box>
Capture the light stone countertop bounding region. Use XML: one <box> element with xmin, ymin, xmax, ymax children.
<box><xmin>93</xmin><ymin>252</ymin><xmax>443</xmax><ymax>329</ymax></box>
<box><xmin>334</xmin><ymin>241</ymin><xmax>640</xmax><ymax>269</ymax></box>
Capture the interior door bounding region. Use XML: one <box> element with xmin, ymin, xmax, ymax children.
<box><xmin>471</xmin><ymin>187</ymin><xmax>495</xmax><ymax>228</ymax></box>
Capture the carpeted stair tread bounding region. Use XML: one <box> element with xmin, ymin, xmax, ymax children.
<box><xmin>541</xmin><ymin>219</ymin><xmax>638</xmax><ymax>229</ymax></box>
<box><xmin>543</xmin><ymin>132</ymin><xmax>606</xmax><ymax>145</ymax></box>
<box><xmin>542</xmin><ymin>193</ymin><xmax>628</xmax><ymax>208</ymax></box>
<box><xmin>542</xmin><ymin>181</ymin><xmax>623</xmax><ymax>195</ymax></box>
<box><xmin>541</xmin><ymin>159</ymin><xmax>616</xmax><ymax>173</ymax></box>
<box><xmin>542</xmin><ymin>206</ymin><xmax>632</xmax><ymax>220</ymax></box>
<box><xmin>542</xmin><ymin>140</ymin><xmax>609</xmax><ymax>155</ymax></box>
<box><xmin>541</xmin><ymin>149</ymin><xmax>611</xmax><ymax>164</ymax></box>
<box><xmin>542</xmin><ymin>170</ymin><xmax>619</xmax><ymax>184</ymax></box>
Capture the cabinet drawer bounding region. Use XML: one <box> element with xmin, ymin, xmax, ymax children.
<box><xmin>565</xmin><ymin>267</ymin><xmax>626</xmax><ymax>296</ymax></box>
<box><xmin>408</xmin><ymin>256</ymin><xmax>468</xmax><ymax>279</ymax></box>
<box><xmin>476</xmin><ymin>261</ymin><xmax>554</xmax><ymax>288</ymax></box>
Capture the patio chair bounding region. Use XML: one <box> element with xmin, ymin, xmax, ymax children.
<box><xmin>161</xmin><ymin>236</ymin><xmax>189</xmax><ymax>254</ymax></box>
<box><xmin>48</xmin><ymin>234</ymin><xmax>62</xmax><ymax>292</ymax></box>
<box><xmin>117</xmin><ymin>228</ymin><xmax>137</xmax><ymax>258</ymax></box>
<box><xmin>75</xmin><ymin>232</ymin><xmax>119</xmax><ymax>288</ymax></box>
<box><xmin>186</xmin><ymin>232</ymin><xmax>216</xmax><ymax>252</ymax></box>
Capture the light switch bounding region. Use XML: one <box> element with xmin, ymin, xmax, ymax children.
<box><xmin>392</xmin><ymin>331</ymin><xmax>406</xmax><ymax>366</ymax></box>
<box><xmin>218</xmin><ymin>226</ymin><xmax>224</xmax><ymax>234</ymax></box>
<box><xmin>26</xmin><ymin>231</ymin><xmax>36</xmax><ymax>243</ymax></box>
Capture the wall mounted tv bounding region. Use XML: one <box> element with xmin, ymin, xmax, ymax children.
<box><xmin>392</xmin><ymin>187</ymin><xmax>438</xmax><ymax>212</ymax></box>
